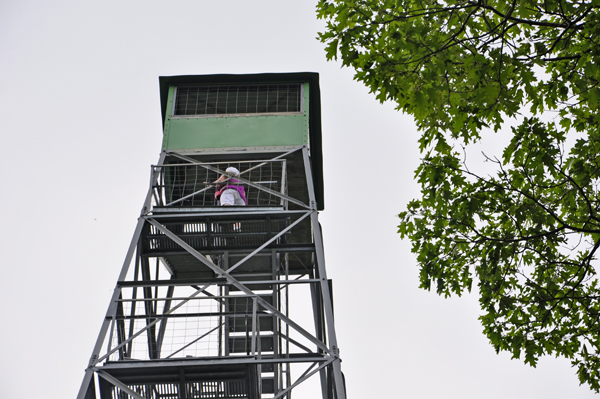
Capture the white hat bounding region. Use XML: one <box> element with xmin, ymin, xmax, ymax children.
<box><xmin>225</xmin><ymin>166</ymin><xmax>240</xmax><ymax>176</ymax></box>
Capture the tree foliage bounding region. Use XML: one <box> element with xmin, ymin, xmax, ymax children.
<box><xmin>318</xmin><ymin>0</ymin><xmax>600</xmax><ymax>390</ymax></box>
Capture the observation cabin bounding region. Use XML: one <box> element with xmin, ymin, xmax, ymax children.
<box><xmin>78</xmin><ymin>73</ymin><xmax>346</xmax><ymax>399</ymax></box>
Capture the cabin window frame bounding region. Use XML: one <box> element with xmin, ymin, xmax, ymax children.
<box><xmin>171</xmin><ymin>84</ymin><xmax>304</xmax><ymax>118</ymax></box>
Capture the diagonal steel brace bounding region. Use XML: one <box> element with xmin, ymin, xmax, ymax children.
<box><xmin>96</xmin><ymin>370</ymin><xmax>147</xmax><ymax>399</ymax></box>
<box><xmin>146</xmin><ymin>217</ymin><xmax>331</xmax><ymax>355</ymax></box>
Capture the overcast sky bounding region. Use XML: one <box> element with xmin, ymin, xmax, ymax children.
<box><xmin>1</xmin><ymin>1</ymin><xmax>597</xmax><ymax>398</ymax></box>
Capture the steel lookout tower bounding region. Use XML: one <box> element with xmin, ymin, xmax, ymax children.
<box><xmin>78</xmin><ymin>72</ymin><xmax>346</xmax><ymax>399</ymax></box>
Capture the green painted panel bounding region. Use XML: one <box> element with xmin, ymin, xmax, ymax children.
<box><xmin>162</xmin><ymin>82</ymin><xmax>310</xmax><ymax>150</ymax></box>
<box><xmin>163</xmin><ymin>114</ymin><xmax>308</xmax><ymax>150</ymax></box>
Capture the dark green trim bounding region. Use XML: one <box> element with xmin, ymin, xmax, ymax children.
<box><xmin>158</xmin><ymin>73</ymin><xmax>324</xmax><ymax>210</ymax></box>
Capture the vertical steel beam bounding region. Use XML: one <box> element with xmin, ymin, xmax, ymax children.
<box><xmin>126</xmin><ymin>253</ymin><xmax>141</xmax><ymax>358</ymax></box>
<box><xmin>301</xmin><ymin>146</ymin><xmax>347</xmax><ymax>399</ymax></box>
<box><xmin>251</xmin><ymin>296</ymin><xmax>258</xmax><ymax>355</ymax></box>
<box><xmin>76</xmin><ymin>151</ymin><xmax>166</xmax><ymax>399</ymax></box>
<box><xmin>115</xmin><ymin>294</ymin><xmax>126</xmax><ymax>360</ymax></box>
<box><xmin>156</xmin><ymin>282</ymin><xmax>175</xmax><ymax>356</ymax></box>
<box><xmin>281</xmin><ymin>159</ymin><xmax>287</xmax><ymax>208</ymax></box>
<box><xmin>223</xmin><ymin>252</ymin><xmax>231</xmax><ymax>357</ymax></box>
<box><xmin>311</xmin><ymin>280</ymin><xmax>329</xmax><ymax>399</ymax></box>
<box><xmin>140</xmin><ymin>254</ymin><xmax>159</xmax><ymax>359</ymax></box>
<box><xmin>271</xmin><ymin>249</ymin><xmax>280</xmax><ymax>396</ymax></box>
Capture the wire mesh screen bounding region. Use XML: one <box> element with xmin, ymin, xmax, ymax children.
<box><xmin>109</xmin><ymin>290</ymin><xmax>224</xmax><ymax>361</ymax></box>
<box><xmin>174</xmin><ymin>84</ymin><xmax>302</xmax><ymax>116</ymax></box>
<box><xmin>107</xmin><ymin>287</ymin><xmax>277</xmax><ymax>362</ymax></box>
<box><xmin>152</xmin><ymin>161</ymin><xmax>286</xmax><ymax>208</ymax></box>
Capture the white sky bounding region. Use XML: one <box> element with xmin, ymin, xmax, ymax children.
<box><xmin>0</xmin><ymin>1</ymin><xmax>596</xmax><ymax>398</ymax></box>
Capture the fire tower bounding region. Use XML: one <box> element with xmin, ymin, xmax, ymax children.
<box><xmin>77</xmin><ymin>73</ymin><xmax>346</xmax><ymax>399</ymax></box>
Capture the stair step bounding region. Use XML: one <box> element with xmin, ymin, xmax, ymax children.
<box><xmin>228</xmin><ymin>336</ymin><xmax>274</xmax><ymax>353</ymax></box>
<box><xmin>261</xmin><ymin>377</ymin><xmax>275</xmax><ymax>394</ymax></box>
<box><xmin>228</xmin><ymin>315</ymin><xmax>274</xmax><ymax>333</ymax></box>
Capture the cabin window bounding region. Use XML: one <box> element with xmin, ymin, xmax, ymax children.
<box><xmin>173</xmin><ymin>84</ymin><xmax>302</xmax><ymax>116</ymax></box>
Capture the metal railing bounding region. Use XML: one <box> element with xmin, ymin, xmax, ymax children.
<box><xmin>150</xmin><ymin>160</ymin><xmax>287</xmax><ymax>209</ymax></box>
<box><xmin>143</xmin><ymin>218</ymin><xmax>292</xmax><ymax>253</ymax></box>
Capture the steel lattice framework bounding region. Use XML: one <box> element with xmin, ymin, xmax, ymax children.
<box><xmin>77</xmin><ymin>146</ymin><xmax>346</xmax><ymax>399</ymax></box>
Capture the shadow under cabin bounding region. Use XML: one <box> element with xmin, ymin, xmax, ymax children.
<box><xmin>78</xmin><ymin>72</ymin><xmax>346</xmax><ymax>399</ymax></box>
